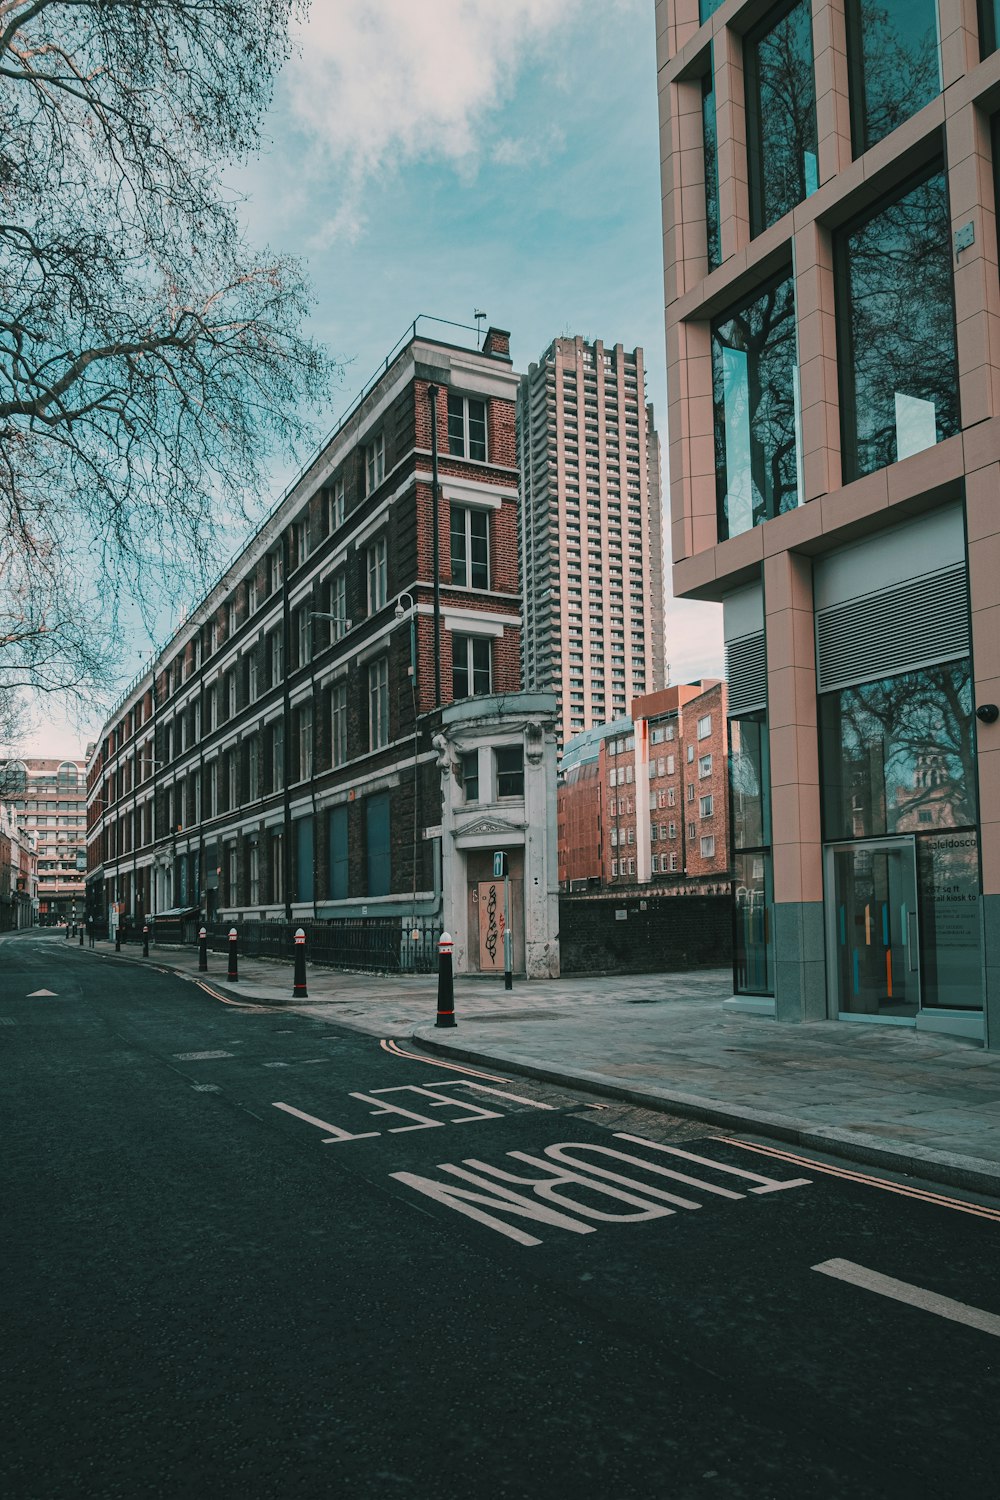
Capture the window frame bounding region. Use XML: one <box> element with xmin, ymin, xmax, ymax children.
<box><xmin>447</xmin><ymin>392</ymin><xmax>488</xmax><ymax>461</ymax></box>
<box><xmin>368</xmin><ymin>657</ymin><xmax>390</xmax><ymax>750</ymax></box>
<box><xmin>367</xmin><ymin>535</ymin><xmax>388</xmax><ymax>614</ymax></box>
<box><xmin>452</xmin><ymin>633</ymin><xmax>492</xmax><ymax>701</ymax></box>
<box><xmin>365</xmin><ymin>432</ymin><xmax>385</xmax><ymax>494</ymax></box>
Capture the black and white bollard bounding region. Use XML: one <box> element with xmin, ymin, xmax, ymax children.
<box><xmin>142</xmin><ymin>924</ymin><xmax>149</xmax><ymax>958</ymax></box>
<box><xmin>227</xmin><ymin>926</ymin><xmax>238</xmax><ymax>983</ymax></box>
<box><xmin>198</xmin><ymin>927</ymin><xmax>208</xmax><ymax>973</ymax></box>
<box><xmin>292</xmin><ymin>927</ymin><xmax>308</xmax><ymax>999</ymax></box>
<box><xmin>115</xmin><ymin>922</ymin><xmax>121</xmax><ymax>953</ymax></box>
<box><xmin>436</xmin><ymin>930</ymin><xmax>456</xmax><ymax>1028</ymax></box>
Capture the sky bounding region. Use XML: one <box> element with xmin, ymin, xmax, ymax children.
<box><xmin>23</xmin><ymin>0</ymin><xmax>723</xmax><ymax>758</ymax></box>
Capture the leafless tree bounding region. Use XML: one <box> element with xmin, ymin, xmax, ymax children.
<box><xmin>0</xmin><ymin>0</ymin><xmax>336</xmax><ymax>704</ymax></box>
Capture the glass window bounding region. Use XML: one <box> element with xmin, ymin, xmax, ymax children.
<box><xmin>745</xmin><ymin>0</ymin><xmax>819</xmax><ymax>234</ymax></box>
<box><xmin>981</xmin><ymin>0</ymin><xmax>1000</xmax><ymax>57</ymax></box>
<box><xmin>328</xmin><ymin>476</ymin><xmax>345</xmax><ymax>532</ymax></box>
<box><xmin>730</xmin><ymin>715</ymin><xmax>771</xmax><ymax>851</ymax></box>
<box><xmin>296</xmin><ymin>703</ymin><xmax>313</xmax><ymax>781</ymax></box>
<box><xmin>496</xmin><ymin>746</ymin><xmax>524</xmax><ymax>798</ymax></box>
<box><xmin>845</xmin><ymin>0</ymin><xmax>940</xmax><ymax>155</ymax></box>
<box><xmin>460</xmin><ymin>750</ymin><xmax>480</xmax><ymax>802</ymax></box>
<box><xmin>712</xmin><ymin>269</ymin><xmax>800</xmax><ymax>541</ymax></box>
<box><xmin>447</xmin><ymin>394</ymin><xmax>487</xmax><ymax>461</ymax></box>
<box><xmin>331</xmin><ymin>682</ymin><xmax>348</xmax><ymax>767</ymax></box>
<box><xmin>699</xmin><ymin>754</ymin><xmax>713</xmax><ymax>778</ymax></box>
<box><xmin>820</xmin><ymin>661</ymin><xmax>976</xmax><ymax>841</ymax></box>
<box><xmin>700</xmin><ymin>835</ymin><xmax>716</xmax><ymax>858</ymax></box>
<box><xmin>700</xmin><ymin>794</ymin><xmax>714</xmax><ymax>817</ymax></box>
<box><xmin>367</xmin><ymin>536</ymin><xmax>387</xmax><ymax>613</ymax></box>
<box><xmin>837</xmin><ymin>166</ymin><xmax>958</xmax><ymax>482</ymax></box>
<box><xmin>702</xmin><ymin>63</ymin><xmax>721</xmax><ymax>271</ymax></box>
<box><xmin>450</xmin><ymin>506</ymin><xmax>490</xmax><ymax>589</ymax></box>
<box><xmin>369</xmin><ymin>657</ymin><xmax>389</xmax><ymax>750</ymax></box>
<box><xmin>452</xmin><ymin>635</ymin><xmax>491</xmax><ymax>700</ymax></box>
<box><xmin>697</xmin><ymin>715</ymin><xmax>712</xmax><ymax>739</ymax></box>
<box><xmin>365</xmin><ymin>433</ymin><xmax>385</xmax><ymax>493</ymax></box>
<box><xmin>699</xmin><ymin>0</ymin><xmax>724</xmax><ymax>19</ymax></box>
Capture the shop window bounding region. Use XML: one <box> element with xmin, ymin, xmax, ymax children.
<box><xmin>819</xmin><ymin>660</ymin><xmax>976</xmax><ymax>841</ymax></box>
<box><xmin>365</xmin><ymin>792</ymin><xmax>390</xmax><ymax>897</ymax></box>
<box><xmin>328</xmin><ymin>806</ymin><xmax>349</xmax><ymax>901</ymax></box>
<box><xmin>745</xmin><ymin>0</ymin><xmax>818</xmax><ymax>234</ymax></box>
<box><xmin>837</xmin><ymin>165</ymin><xmax>959</xmax><ymax>481</ymax></box>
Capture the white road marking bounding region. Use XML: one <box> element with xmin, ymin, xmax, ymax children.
<box><xmin>454</xmin><ymin>1081</ymin><xmax>556</xmax><ymax>1111</ymax></box>
<box><xmin>813</xmin><ymin>1259</ymin><xmax>1000</xmax><ymax>1339</ymax></box>
<box><xmin>389</xmin><ymin>1167</ymin><xmax>597</xmax><ymax>1247</ymax></box>
<box><xmin>614</xmin><ymin>1134</ymin><xmax>811</xmax><ymax>1192</ymax></box>
<box><xmin>26</xmin><ymin>989</ymin><xmax>57</xmax><ymax>997</ymax></box>
<box><xmin>174</xmin><ymin>1050</ymin><xmax>234</xmax><ymax>1061</ymax></box>
<box><xmin>192</xmin><ymin>1083</ymin><xmax>221</xmax><ymax>1093</ymax></box>
<box><xmin>271</xmin><ymin>1101</ymin><xmax>381</xmax><ymax>1144</ymax></box>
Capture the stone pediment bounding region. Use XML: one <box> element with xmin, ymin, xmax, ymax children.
<box><xmin>453</xmin><ymin>813</ymin><xmax>525</xmax><ymax>843</ymax></box>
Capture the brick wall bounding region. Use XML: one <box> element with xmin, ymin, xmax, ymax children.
<box><xmin>559</xmin><ymin>892</ymin><xmax>732</xmax><ymax>974</ymax></box>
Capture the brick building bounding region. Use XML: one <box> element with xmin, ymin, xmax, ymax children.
<box><xmin>2</xmin><ymin>758</ymin><xmax>84</xmax><ymax>923</ymax></box>
<box><xmin>0</xmin><ymin>801</ymin><xmax>36</xmax><ymax>929</ymax></box>
<box><xmin>558</xmin><ymin>681</ymin><xmax>730</xmax><ymax>890</ymax></box>
<box><xmin>87</xmin><ymin>319</ymin><xmax>560</xmax><ymax>976</ymax></box>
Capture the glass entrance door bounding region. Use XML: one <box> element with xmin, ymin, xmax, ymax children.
<box><xmin>827</xmin><ymin>839</ymin><xmax>920</xmax><ymax>1017</ymax></box>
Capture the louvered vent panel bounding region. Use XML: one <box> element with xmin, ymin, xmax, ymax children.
<box><xmin>726</xmin><ymin>631</ymin><xmax>767</xmax><ymax>716</ymax></box>
<box><xmin>816</xmin><ymin>564</ymin><xmax>969</xmax><ymax>694</ymax></box>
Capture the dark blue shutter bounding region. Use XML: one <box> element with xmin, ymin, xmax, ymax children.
<box><xmin>328</xmin><ymin>807</ymin><xmax>348</xmax><ymax>900</ymax></box>
<box><xmin>365</xmin><ymin>793</ymin><xmax>391</xmax><ymax>897</ymax></box>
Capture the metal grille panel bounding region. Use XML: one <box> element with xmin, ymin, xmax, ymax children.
<box><xmin>726</xmin><ymin>631</ymin><xmax>767</xmax><ymax>716</ymax></box>
<box><xmin>816</xmin><ymin>563</ymin><xmax>969</xmax><ymax>694</ymax></box>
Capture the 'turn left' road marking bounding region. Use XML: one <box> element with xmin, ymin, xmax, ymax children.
<box><xmin>813</xmin><ymin>1258</ymin><xmax>1000</xmax><ymax>1339</ymax></box>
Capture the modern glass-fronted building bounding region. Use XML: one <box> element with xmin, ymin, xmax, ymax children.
<box><xmin>658</xmin><ymin>0</ymin><xmax>1000</xmax><ymax>1045</ymax></box>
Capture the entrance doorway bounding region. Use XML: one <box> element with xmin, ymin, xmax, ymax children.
<box><xmin>826</xmin><ymin>839</ymin><xmax>920</xmax><ymax>1018</ymax></box>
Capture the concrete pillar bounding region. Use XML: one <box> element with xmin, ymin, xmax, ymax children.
<box><xmin>967</xmin><ymin>461</ymin><xmax>1000</xmax><ymax>1049</ymax></box>
<box><xmin>764</xmin><ymin>551</ymin><xmax>826</xmax><ymax>1021</ymax></box>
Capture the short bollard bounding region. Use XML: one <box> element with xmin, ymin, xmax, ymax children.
<box><xmin>65</xmin><ymin>923</ymin><xmax>71</xmax><ymax>941</ymax></box>
<box><xmin>79</xmin><ymin>926</ymin><xmax>84</xmax><ymax>946</ymax></box>
<box><xmin>142</xmin><ymin>924</ymin><xmax>149</xmax><ymax>958</ymax></box>
<box><xmin>227</xmin><ymin>926</ymin><xmax>238</xmax><ymax>983</ymax></box>
<box><xmin>198</xmin><ymin>927</ymin><xmax>208</xmax><ymax>973</ymax></box>
<box><xmin>115</xmin><ymin>924</ymin><xmax>121</xmax><ymax>953</ymax></box>
<box><xmin>436</xmin><ymin>931</ymin><xmax>456</xmax><ymax>1028</ymax></box>
<box><xmin>292</xmin><ymin>927</ymin><xmax>308</xmax><ymax>999</ymax></box>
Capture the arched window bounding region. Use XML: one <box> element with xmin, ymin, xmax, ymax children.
<box><xmin>57</xmin><ymin>761</ymin><xmax>79</xmax><ymax>791</ymax></box>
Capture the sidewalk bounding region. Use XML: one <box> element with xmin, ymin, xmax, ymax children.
<box><xmin>85</xmin><ymin>936</ymin><xmax>1000</xmax><ymax>1198</ymax></box>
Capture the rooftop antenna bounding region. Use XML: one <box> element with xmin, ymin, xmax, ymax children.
<box><xmin>474</xmin><ymin>308</ymin><xmax>486</xmax><ymax>344</ymax></box>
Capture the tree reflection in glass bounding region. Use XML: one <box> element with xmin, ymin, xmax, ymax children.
<box><xmin>713</xmin><ymin>271</ymin><xmax>800</xmax><ymax>540</ymax></box>
<box><xmin>820</xmin><ymin>660</ymin><xmax>976</xmax><ymax>841</ymax></box>
<box><xmin>845</xmin><ymin>0</ymin><xmax>940</xmax><ymax>154</ymax></box>
<box><xmin>730</xmin><ymin>714</ymin><xmax>771</xmax><ymax>849</ymax></box>
<box><xmin>838</xmin><ymin>167</ymin><xmax>959</xmax><ymax>480</ymax></box>
<box><xmin>746</xmin><ymin>0</ymin><xmax>819</xmax><ymax>234</ymax></box>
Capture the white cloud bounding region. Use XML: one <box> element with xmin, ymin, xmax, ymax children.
<box><xmin>288</xmin><ymin>0</ymin><xmax>582</xmax><ymax>179</ymax></box>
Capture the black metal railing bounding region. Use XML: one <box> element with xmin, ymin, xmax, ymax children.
<box><xmin>144</xmin><ymin>915</ymin><xmax>440</xmax><ymax>975</ymax></box>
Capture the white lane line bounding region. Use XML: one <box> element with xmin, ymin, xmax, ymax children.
<box><xmin>174</xmin><ymin>1050</ymin><xmax>234</xmax><ymax>1061</ymax></box>
<box><xmin>813</xmin><ymin>1258</ymin><xmax>1000</xmax><ymax>1339</ymax></box>
<box><xmin>457</xmin><ymin>1082</ymin><xmax>556</xmax><ymax>1111</ymax></box>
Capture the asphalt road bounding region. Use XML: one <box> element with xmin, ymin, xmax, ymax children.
<box><xmin>4</xmin><ymin>930</ymin><xmax>1000</xmax><ymax>1499</ymax></box>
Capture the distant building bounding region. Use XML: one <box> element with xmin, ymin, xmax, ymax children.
<box><xmin>558</xmin><ymin>682</ymin><xmax>729</xmax><ymax>891</ymax></box>
<box><xmin>1</xmin><ymin>758</ymin><xmax>85</xmax><ymax>923</ymax></box>
<box><xmin>0</xmin><ymin>801</ymin><xmax>36</xmax><ymax>929</ymax></box>
<box><xmin>86</xmin><ymin>319</ymin><xmax>560</xmax><ymax>976</ymax></box>
<box><xmin>517</xmin><ymin>336</ymin><xmax>666</xmax><ymax>751</ymax></box>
